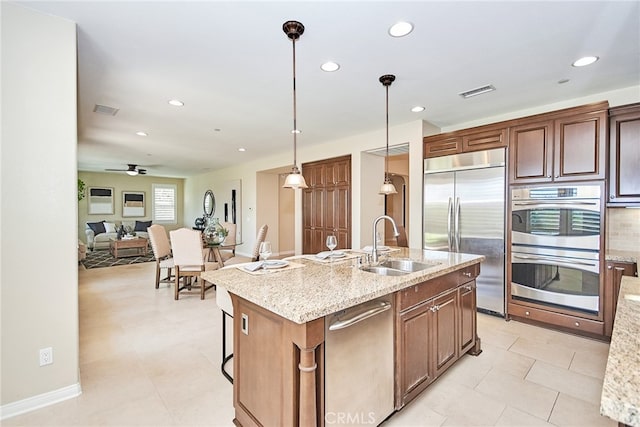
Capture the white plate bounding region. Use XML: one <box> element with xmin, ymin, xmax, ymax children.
<box><xmin>316</xmin><ymin>251</ymin><xmax>346</xmax><ymax>259</ymax></box>
<box><xmin>262</xmin><ymin>260</ymin><xmax>289</xmax><ymax>269</ymax></box>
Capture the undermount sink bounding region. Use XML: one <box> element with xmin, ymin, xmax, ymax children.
<box><xmin>360</xmin><ymin>259</ymin><xmax>441</xmax><ymax>276</ymax></box>
<box><xmin>359</xmin><ymin>266</ymin><xmax>409</xmax><ymax>276</ymax></box>
<box><xmin>379</xmin><ymin>259</ymin><xmax>440</xmax><ymax>273</ymax></box>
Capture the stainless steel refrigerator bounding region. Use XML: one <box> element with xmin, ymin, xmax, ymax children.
<box><xmin>423</xmin><ymin>148</ymin><xmax>506</xmax><ymax>316</ymax></box>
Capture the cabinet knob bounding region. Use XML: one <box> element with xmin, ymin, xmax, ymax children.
<box><xmin>555</xmin><ymin>175</ymin><xmax>559</xmax><ymax>178</ymax></box>
<box><xmin>575</xmin><ymin>322</ymin><xmax>580</xmax><ymax>327</ymax></box>
<box><xmin>430</xmin><ymin>305</ymin><xmax>440</xmax><ymax>312</ymax></box>
<box><xmin>610</xmin><ymin>195</ymin><xmax>615</xmax><ymax>199</ymax></box>
<box><xmin>525</xmin><ymin>311</ymin><xmax>530</xmax><ymax>316</ymax></box>
<box><xmin>608</xmin><ymin>265</ymin><xmax>613</xmax><ymax>270</ymax></box>
<box><xmin>462</xmin><ymin>272</ymin><xmax>472</xmax><ymax>278</ymax></box>
<box><xmin>464</xmin><ymin>285</ymin><xmax>473</xmax><ymax>291</ymax></box>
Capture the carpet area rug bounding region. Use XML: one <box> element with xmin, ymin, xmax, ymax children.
<box><xmin>81</xmin><ymin>249</ymin><xmax>155</xmax><ymax>269</ymax></box>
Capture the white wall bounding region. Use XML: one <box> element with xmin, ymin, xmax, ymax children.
<box><xmin>1</xmin><ymin>2</ymin><xmax>80</xmax><ymax>413</ymax></box>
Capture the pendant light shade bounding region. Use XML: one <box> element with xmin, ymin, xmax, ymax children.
<box><xmin>379</xmin><ymin>74</ymin><xmax>397</xmax><ymax>195</ymax></box>
<box><xmin>282</xmin><ymin>20</ymin><xmax>308</xmax><ymax>189</ymax></box>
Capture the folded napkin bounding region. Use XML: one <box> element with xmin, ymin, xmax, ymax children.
<box><xmin>362</xmin><ymin>245</ymin><xmax>389</xmax><ymax>252</ymax></box>
<box><xmin>243</xmin><ymin>261</ymin><xmax>264</xmax><ymax>272</ymax></box>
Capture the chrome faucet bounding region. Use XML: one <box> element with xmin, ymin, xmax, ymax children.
<box><xmin>372</xmin><ymin>215</ymin><xmax>399</xmax><ymax>263</ymax></box>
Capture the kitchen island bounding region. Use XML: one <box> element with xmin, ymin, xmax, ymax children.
<box><xmin>601</xmin><ymin>275</ymin><xmax>640</xmax><ymax>427</ymax></box>
<box><xmin>202</xmin><ymin>248</ymin><xmax>484</xmax><ymax>426</ymax></box>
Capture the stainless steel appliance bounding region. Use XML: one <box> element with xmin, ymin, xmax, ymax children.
<box><xmin>510</xmin><ymin>184</ymin><xmax>602</xmax><ymax>314</ymax></box>
<box><xmin>423</xmin><ymin>148</ymin><xmax>506</xmax><ymax>316</ymax></box>
<box><xmin>325</xmin><ymin>297</ymin><xmax>395</xmax><ymax>425</ymax></box>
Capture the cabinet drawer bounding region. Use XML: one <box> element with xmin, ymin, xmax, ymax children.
<box><xmin>462</xmin><ymin>128</ymin><xmax>507</xmax><ymax>151</ymax></box>
<box><xmin>423</xmin><ymin>136</ymin><xmax>461</xmax><ymax>158</ymax></box>
<box><xmin>508</xmin><ymin>303</ymin><xmax>604</xmax><ymax>335</ymax></box>
<box><xmin>399</xmin><ymin>264</ymin><xmax>479</xmax><ymax>311</ymax></box>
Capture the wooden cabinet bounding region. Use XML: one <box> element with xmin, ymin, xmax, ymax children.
<box><xmin>302</xmin><ymin>156</ymin><xmax>351</xmax><ymax>254</ymax></box>
<box><xmin>424</xmin><ymin>125</ymin><xmax>507</xmax><ymax>158</ymax></box>
<box><xmin>604</xmin><ymin>260</ymin><xmax>638</xmax><ymax>337</ymax></box>
<box><xmin>509</xmin><ymin>106</ymin><xmax>607</xmax><ymax>184</ymax></box>
<box><xmin>608</xmin><ymin>103</ymin><xmax>640</xmax><ymax>206</ymax></box>
<box><xmin>395</xmin><ymin>265</ymin><xmax>480</xmax><ymax>409</ymax></box>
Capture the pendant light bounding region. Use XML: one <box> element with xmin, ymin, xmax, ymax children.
<box><xmin>282</xmin><ymin>21</ymin><xmax>308</xmax><ymax>189</ymax></box>
<box><xmin>379</xmin><ymin>74</ymin><xmax>398</xmax><ymax>195</ymax></box>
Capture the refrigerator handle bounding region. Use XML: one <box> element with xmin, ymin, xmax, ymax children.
<box><xmin>454</xmin><ymin>197</ymin><xmax>461</xmax><ymax>252</ymax></box>
<box><xmin>447</xmin><ymin>197</ymin><xmax>453</xmax><ymax>251</ymax></box>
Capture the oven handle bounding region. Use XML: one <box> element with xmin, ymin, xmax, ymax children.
<box><xmin>512</xmin><ymin>254</ymin><xmax>598</xmax><ymax>267</ymax></box>
<box><xmin>512</xmin><ymin>201</ymin><xmax>598</xmax><ymax>206</ymax></box>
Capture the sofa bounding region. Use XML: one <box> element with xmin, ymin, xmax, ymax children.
<box><xmin>85</xmin><ymin>220</ymin><xmax>151</xmax><ymax>250</ymax></box>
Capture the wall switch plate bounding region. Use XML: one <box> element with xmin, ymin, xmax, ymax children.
<box><xmin>39</xmin><ymin>347</ymin><xmax>53</xmax><ymax>366</ymax></box>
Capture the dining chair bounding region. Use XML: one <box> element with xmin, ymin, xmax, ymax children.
<box><xmin>396</xmin><ymin>225</ymin><xmax>409</xmax><ymax>247</ymax></box>
<box><xmin>223</xmin><ymin>224</ymin><xmax>268</xmax><ymax>266</ymax></box>
<box><xmin>147</xmin><ymin>224</ymin><xmax>175</xmax><ymax>289</ymax></box>
<box><xmin>218</xmin><ymin>221</ymin><xmax>237</xmax><ymax>263</ymax></box>
<box><xmin>169</xmin><ymin>228</ymin><xmax>219</xmax><ymax>300</ymax></box>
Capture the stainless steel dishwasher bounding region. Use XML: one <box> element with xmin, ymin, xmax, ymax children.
<box><xmin>325</xmin><ymin>296</ymin><xmax>395</xmax><ymax>426</ymax></box>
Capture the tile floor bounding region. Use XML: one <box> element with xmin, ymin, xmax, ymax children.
<box><xmin>4</xmin><ymin>261</ymin><xmax>616</xmax><ymax>426</ymax></box>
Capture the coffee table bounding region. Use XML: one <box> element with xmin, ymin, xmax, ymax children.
<box><xmin>109</xmin><ymin>237</ymin><xmax>148</xmax><ymax>258</ymax></box>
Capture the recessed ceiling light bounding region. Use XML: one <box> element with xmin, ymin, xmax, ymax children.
<box><xmin>572</xmin><ymin>56</ymin><xmax>599</xmax><ymax>67</ymax></box>
<box><xmin>238</xmin><ymin>148</ymin><xmax>246</xmax><ymax>152</ymax></box>
<box><xmin>411</xmin><ymin>106</ymin><xmax>425</xmax><ymax>112</ymax></box>
<box><xmin>389</xmin><ymin>21</ymin><xmax>413</xmax><ymax>37</ymax></box>
<box><xmin>135</xmin><ymin>131</ymin><xmax>148</xmax><ymax>136</ymax></box>
<box><xmin>321</xmin><ymin>61</ymin><xmax>340</xmax><ymax>72</ymax></box>
<box><xmin>214</xmin><ymin>128</ymin><xmax>221</xmax><ymax>132</ymax></box>
<box><xmin>168</xmin><ymin>99</ymin><xmax>184</xmax><ymax>106</ymax></box>
<box><xmin>291</xmin><ymin>129</ymin><xmax>301</xmax><ymax>134</ymax></box>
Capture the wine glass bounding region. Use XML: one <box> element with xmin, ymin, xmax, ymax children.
<box><xmin>326</xmin><ymin>235</ymin><xmax>337</xmax><ymax>257</ymax></box>
<box><xmin>259</xmin><ymin>241</ymin><xmax>272</xmax><ymax>262</ymax></box>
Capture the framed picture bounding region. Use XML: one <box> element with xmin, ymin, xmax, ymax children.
<box><xmin>122</xmin><ymin>191</ymin><xmax>145</xmax><ymax>217</ymax></box>
<box><xmin>88</xmin><ymin>187</ymin><xmax>114</xmax><ymax>215</ymax></box>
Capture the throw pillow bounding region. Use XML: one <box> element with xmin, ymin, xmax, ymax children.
<box><xmin>134</xmin><ymin>220</ymin><xmax>152</xmax><ymax>232</ymax></box>
<box><xmin>104</xmin><ymin>222</ymin><xmax>117</xmax><ymax>233</ymax></box>
<box><xmin>87</xmin><ymin>221</ymin><xmax>106</xmax><ymax>235</ymax></box>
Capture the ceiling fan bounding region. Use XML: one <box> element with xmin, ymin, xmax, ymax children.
<box><xmin>105</xmin><ymin>164</ymin><xmax>147</xmax><ymax>176</ymax></box>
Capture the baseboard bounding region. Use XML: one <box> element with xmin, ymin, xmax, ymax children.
<box><xmin>0</xmin><ymin>383</ymin><xmax>82</xmax><ymax>420</ymax></box>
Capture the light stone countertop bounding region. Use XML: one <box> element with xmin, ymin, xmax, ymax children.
<box><xmin>201</xmin><ymin>248</ymin><xmax>484</xmax><ymax>324</ymax></box>
<box><xmin>601</xmin><ymin>275</ymin><xmax>640</xmax><ymax>427</ymax></box>
<box><xmin>606</xmin><ymin>250</ymin><xmax>639</xmax><ymax>264</ymax></box>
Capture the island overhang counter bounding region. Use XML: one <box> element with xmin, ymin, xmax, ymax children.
<box><xmin>201</xmin><ymin>248</ymin><xmax>485</xmax><ymax>427</ymax></box>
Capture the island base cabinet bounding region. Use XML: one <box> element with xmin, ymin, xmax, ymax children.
<box><xmin>395</xmin><ymin>267</ymin><xmax>481</xmax><ymax>409</ymax></box>
<box><xmin>232</xmin><ymin>296</ymin><xmax>325</xmax><ymax>427</ymax></box>
<box><xmin>604</xmin><ymin>261</ymin><xmax>638</xmax><ymax>337</ymax></box>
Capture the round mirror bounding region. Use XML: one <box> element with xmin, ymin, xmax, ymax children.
<box><xmin>203</xmin><ymin>190</ymin><xmax>216</xmax><ymax>218</ymax></box>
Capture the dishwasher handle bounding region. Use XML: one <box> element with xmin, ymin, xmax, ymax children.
<box><xmin>328</xmin><ymin>300</ymin><xmax>391</xmax><ymax>331</ymax></box>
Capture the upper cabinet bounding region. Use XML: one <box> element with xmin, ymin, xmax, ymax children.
<box><xmin>424</xmin><ymin>125</ymin><xmax>507</xmax><ymax>158</ymax></box>
<box><xmin>509</xmin><ymin>104</ymin><xmax>607</xmax><ymax>184</ymax></box>
<box><xmin>608</xmin><ymin>103</ymin><xmax>640</xmax><ymax>206</ymax></box>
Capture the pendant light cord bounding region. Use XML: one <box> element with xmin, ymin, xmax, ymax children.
<box><xmin>385</xmin><ymin>83</ymin><xmax>389</xmax><ymax>180</ymax></box>
<box><xmin>292</xmin><ymin>37</ymin><xmax>298</xmax><ymax>168</ymax></box>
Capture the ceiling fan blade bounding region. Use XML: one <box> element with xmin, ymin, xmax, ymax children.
<box><xmin>105</xmin><ymin>168</ymin><xmax>126</xmax><ymax>171</ymax></box>
<box><xmin>138</xmin><ymin>169</ymin><xmax>147</xmax><ymax>175</ymax></box>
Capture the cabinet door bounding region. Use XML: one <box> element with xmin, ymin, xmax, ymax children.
<box><xmin>397</xmin><ymin>302</ymin><xmax>433</xmax><ymax>400</ymax></box>
<box><xmin>424</xmin><ymin>136</ymin><xmax>462</xmax><ymax>158</ymax></box>
<box><xmin>302</xmin><ymin>189</ymin><xmax>325</xmax><ymax>254</ymax></box>
<box><xmin>327</xmin><ymin>185</ymin><xmax>350</xmax><ymax>250</ymax></box>
<box><xmin>432</xmin><ymin>289</ymin><xmax>458</xmax><ymax>378</ymax></box>
<box><xmin>609</xmin><ymin>105</ymin><xmax>640</xmax><ymax>205</ymax></box>
<box><xmin>604</xmin><ymin>261</ymin><xmax>638</xmax><ymax>336</ymax></box>
<box><xmin>462</xmin><ymin>128</ymin><xmax>507</xmax><ymax>152</ymax></box>
<box><xmin>509</xmin><ymin>121</ymin><xmax>553</xmax><ymax>184</ymax></box>
<box><xmin>459</xmin><ymin>281</ymin><xmax>477</xmax><ymax>354</ymax></box>
<box><xmin>554</xmin><ymin>111</ymin><xmax>606</xmax><ymax>181</ymax></box>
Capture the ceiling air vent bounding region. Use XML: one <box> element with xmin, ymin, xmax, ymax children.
<box><xmin>366</xmin><ymin>143</ymin><xmax>410</xmax><ymax>157</ymax></box>
<box><xmin>93</xmin><ymin>104</ymin><xmax>119</xmax><ymax>116</ymax></box>
<box><xmin>458</xmin><ymin>84</ymin><xmax>496</xmax><ymax>99</ymax></box>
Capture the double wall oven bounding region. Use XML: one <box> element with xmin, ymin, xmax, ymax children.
<box><xmin>510</xmin><ymin>184</ymin><xmax>603</xmax><ymax>315</ymax></box>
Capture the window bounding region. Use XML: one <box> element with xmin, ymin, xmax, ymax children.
<box><xmin>152</xmin><ymin>184</ymin><xmax>177</xmax><ymax>224</ymax></box>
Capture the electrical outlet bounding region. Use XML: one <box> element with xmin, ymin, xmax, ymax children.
<box><xmin>39</xmin><ymin>347</ymin><xmax>53</xmax><ymax>366</ymax></box>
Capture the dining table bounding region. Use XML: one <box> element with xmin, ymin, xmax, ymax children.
<box><xmin>204</xmin><ymin>241</ymin><xmax>242</xmax><ymax>268</ymax></box>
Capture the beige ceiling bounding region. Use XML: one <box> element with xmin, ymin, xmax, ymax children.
<box><xmin>18</xmin><ymin>1</ymin><xmax>640</xmax><ymax>177</ymax></box>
